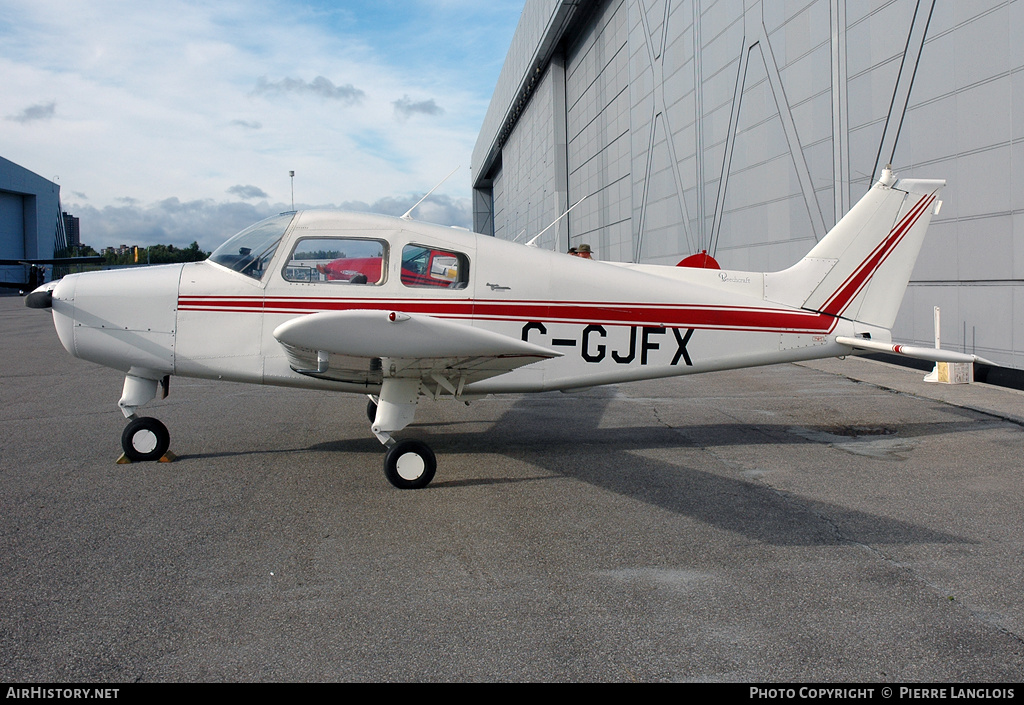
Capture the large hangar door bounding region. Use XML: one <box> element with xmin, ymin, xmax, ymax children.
<box><xmin>0</xmin><ymin>191</ymin><xmax>26</xmax><ymax>287</ymax></box>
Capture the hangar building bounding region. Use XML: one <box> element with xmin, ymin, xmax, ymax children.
<box><xmin>472</xmin><ymin>0</ymin><xmax>1024</xmax><ymax>371</ymax></box>
<box><xmin>0</xmin><ymin>156</ymin><xmax>67</xmax><ymax>288</ymax></box>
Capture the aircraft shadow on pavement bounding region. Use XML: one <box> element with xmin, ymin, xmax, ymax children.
<box><xmin>175</xmin><ymin>386</ymin><xmax>979</xmax><ymax>548</ymax></box>
<box><xmin>415</xmin><ymin>388</ymin><xmax>973</xmax><ymax>548</ymax></box>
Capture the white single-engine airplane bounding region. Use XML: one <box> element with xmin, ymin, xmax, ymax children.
<box><xmin>26</xmin><ymin>168</ymin><xmax>990</xmax><ymax>488</ymax></box>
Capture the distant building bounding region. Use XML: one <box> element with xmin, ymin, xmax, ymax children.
<box><xmin>0</xmin><ymin>156</ymin><xmax>67</xmax><ymax>287</ymax></box>
<box><xmin>474</xmin><ymin>0</ymin><xmax>1024</xmax><ymax>370</ymax></box>
<box><xmin>62</xmin><ymin>211</ymin><xmax>80</xmax><ymax>249</ymax></box>
<box><xmin>102</xmin><ymin>245</ymin><xmax>134</xmax><ymax>258</ymax></box>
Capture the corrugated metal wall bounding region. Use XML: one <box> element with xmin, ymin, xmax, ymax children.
<box><xmin>474</xmin><ymin>0</ymin><xmax>1024</xmax><ymax>369</ymax></box>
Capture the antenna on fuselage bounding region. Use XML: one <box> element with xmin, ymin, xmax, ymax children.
<box><xmin>401</xmin><ymin>166</ymin><xmax>460</xmax><ymax>220</ymax></box>
<box><xmin>524</xmin><ymin>195</ymin><xmax>587</xmax><ymax>248</ymax></box>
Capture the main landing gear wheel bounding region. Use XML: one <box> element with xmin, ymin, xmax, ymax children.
<box><xmin>383</xmin><ymin>439</ymin><xmax>436</xmax><ymax>490</ymax></box>
<box><xmin>121</xmin><ymin>417</ymin><xmax>170</xmax><ymax>462</ymax></box>
<box><xmin>366</xmin><ymin>398</ymin><xmax>378</xmax><ymax>423</ymax></box>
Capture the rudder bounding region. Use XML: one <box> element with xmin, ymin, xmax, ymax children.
<box><xmin>764</xmin><ymin>168</ymin><xmax>944</xmax><ymax>329</ymax></box>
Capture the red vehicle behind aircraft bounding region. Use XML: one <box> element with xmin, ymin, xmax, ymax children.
<box><xmin>317</xmin><ymin>245</ymin><xmax>462</xmax><ymax>288</ymax></box>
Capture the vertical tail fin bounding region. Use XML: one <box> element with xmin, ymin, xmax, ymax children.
<box><xmin>764</xmin><ymin>168</ymin><xmax>944</xmax><ymax>329</ymax></box>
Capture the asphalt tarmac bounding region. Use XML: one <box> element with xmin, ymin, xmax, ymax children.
<box><xmin>2</xmin><ymin>294</ymin><xmax>1023</xmax><ymax>682</ymax></box>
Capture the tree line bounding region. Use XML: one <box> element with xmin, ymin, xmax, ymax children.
<box><xmin>60</xmin><ymin>241</ymin><xmax>210</xmax><ymax>266</ymax></box>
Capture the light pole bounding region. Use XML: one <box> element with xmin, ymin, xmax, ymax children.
<box><xmin>289</xmin><ymin>170</ymin><xmax>295</xmax><ymax>211</ymax></box>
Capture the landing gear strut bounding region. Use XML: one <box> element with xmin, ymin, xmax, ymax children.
<box><xmin>117</xmin><ymin>372</ymin><xmax>173</xmax><ymax>462</ymax></box>
<box><xmin>369</xmin><ymin>380</ymin><xmax>437</xmax><ymax>489</ymax></box>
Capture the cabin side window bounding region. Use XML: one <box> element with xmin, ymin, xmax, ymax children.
<box><xmin>400</xmin><ymin>244</ymin><xmax>469</xmax><ymax>289</ymax></box>
<box><xmin>283</xmin><ymin>237</ymin><xmax>387</xmax><ymax>284</ymax></box>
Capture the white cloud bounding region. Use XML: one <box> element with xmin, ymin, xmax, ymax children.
<box><xmin>0</xmin><ymin>0</ymin><xmax>521</xmax><ymax>248</ymax></box>
<box><xmin>68</xmin><ymin>193</ymin><xmax>472</xmax><ymax>253</ymax></box>
<box><xmin>227</xmin><ymin>184</ymin><xmax>270</xmax><ymax>200</ymax></box>
<box><xmin>7</xmin><ymin>101</ymin><xmax>56</xmax><ymax>123</ymax></box>
<box><xmin>393</xmin><ymin>95</ymin><xmax>445</xmax><ymax>121</ymax></box>
<box><xmin>251</xmin><ymin>75</ymin><xmax>366</xmax><ymax>104</ymax></box>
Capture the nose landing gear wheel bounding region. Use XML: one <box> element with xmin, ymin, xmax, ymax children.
<box><xmin>383</xmin><ymin>439</ymin><xmax>436</xmax><ymax>489</ymax></box>
<box><xmin>121</xmin><ymin>417</ymin><xmax>170</xmax><ymax>462</ymax></box>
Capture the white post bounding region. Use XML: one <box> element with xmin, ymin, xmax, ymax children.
<box><xmin>923</xmin><ymin>306</ymin><xmax>940</xmax><ymax>382</ymax></box>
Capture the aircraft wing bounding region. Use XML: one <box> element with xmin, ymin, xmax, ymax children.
<box><xmin>0</xmin><ymin>257</ymin><xmax>105</xmax><ymax>290</ymax></box>
<box><xmin>272</xmin><ymin>310</ymin><xmax>561</xmax><ymax>393</ymax></box>
<box><xmin>0</xmin><ymin>257</ymin><xmax>105</xmax><ymax>265</ymax></box>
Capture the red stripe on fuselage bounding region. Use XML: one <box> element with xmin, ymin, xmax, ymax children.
<box><xmin>178</xmin><ymin>295</ymin><xmax>835</xmax><ymax>334</ymax></box>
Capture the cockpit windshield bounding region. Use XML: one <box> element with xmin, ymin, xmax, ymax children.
<box><xmin>209</xmin><ymin>212</ymin><xmax>294</xmax><ymax>279</ymax></box>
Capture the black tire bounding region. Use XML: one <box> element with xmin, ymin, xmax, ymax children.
<box><xmin>383</xmin><ymin>439</ymin><xmax>436</xmax><ymax>489</ymax></box>
<box><xmin>121</xmin><ymin>417</ymin><xmax>170</xmax><ymax>462</ymax></box>
<box><xmin>366</xmin><ymin>398</ymin><xmax>378</xmax><ymax>423</ymax></box>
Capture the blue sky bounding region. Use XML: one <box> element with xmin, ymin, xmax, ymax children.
<box><xmin>0</xmin><ymin>0</ymin><xmax>523</xmax><ymax>250</ymax></box>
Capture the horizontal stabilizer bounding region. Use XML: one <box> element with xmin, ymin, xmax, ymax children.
<box><xmin>835</xmin><ymin>336</ymin><xmax>994</xmax><ymax>366</ymax></box>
